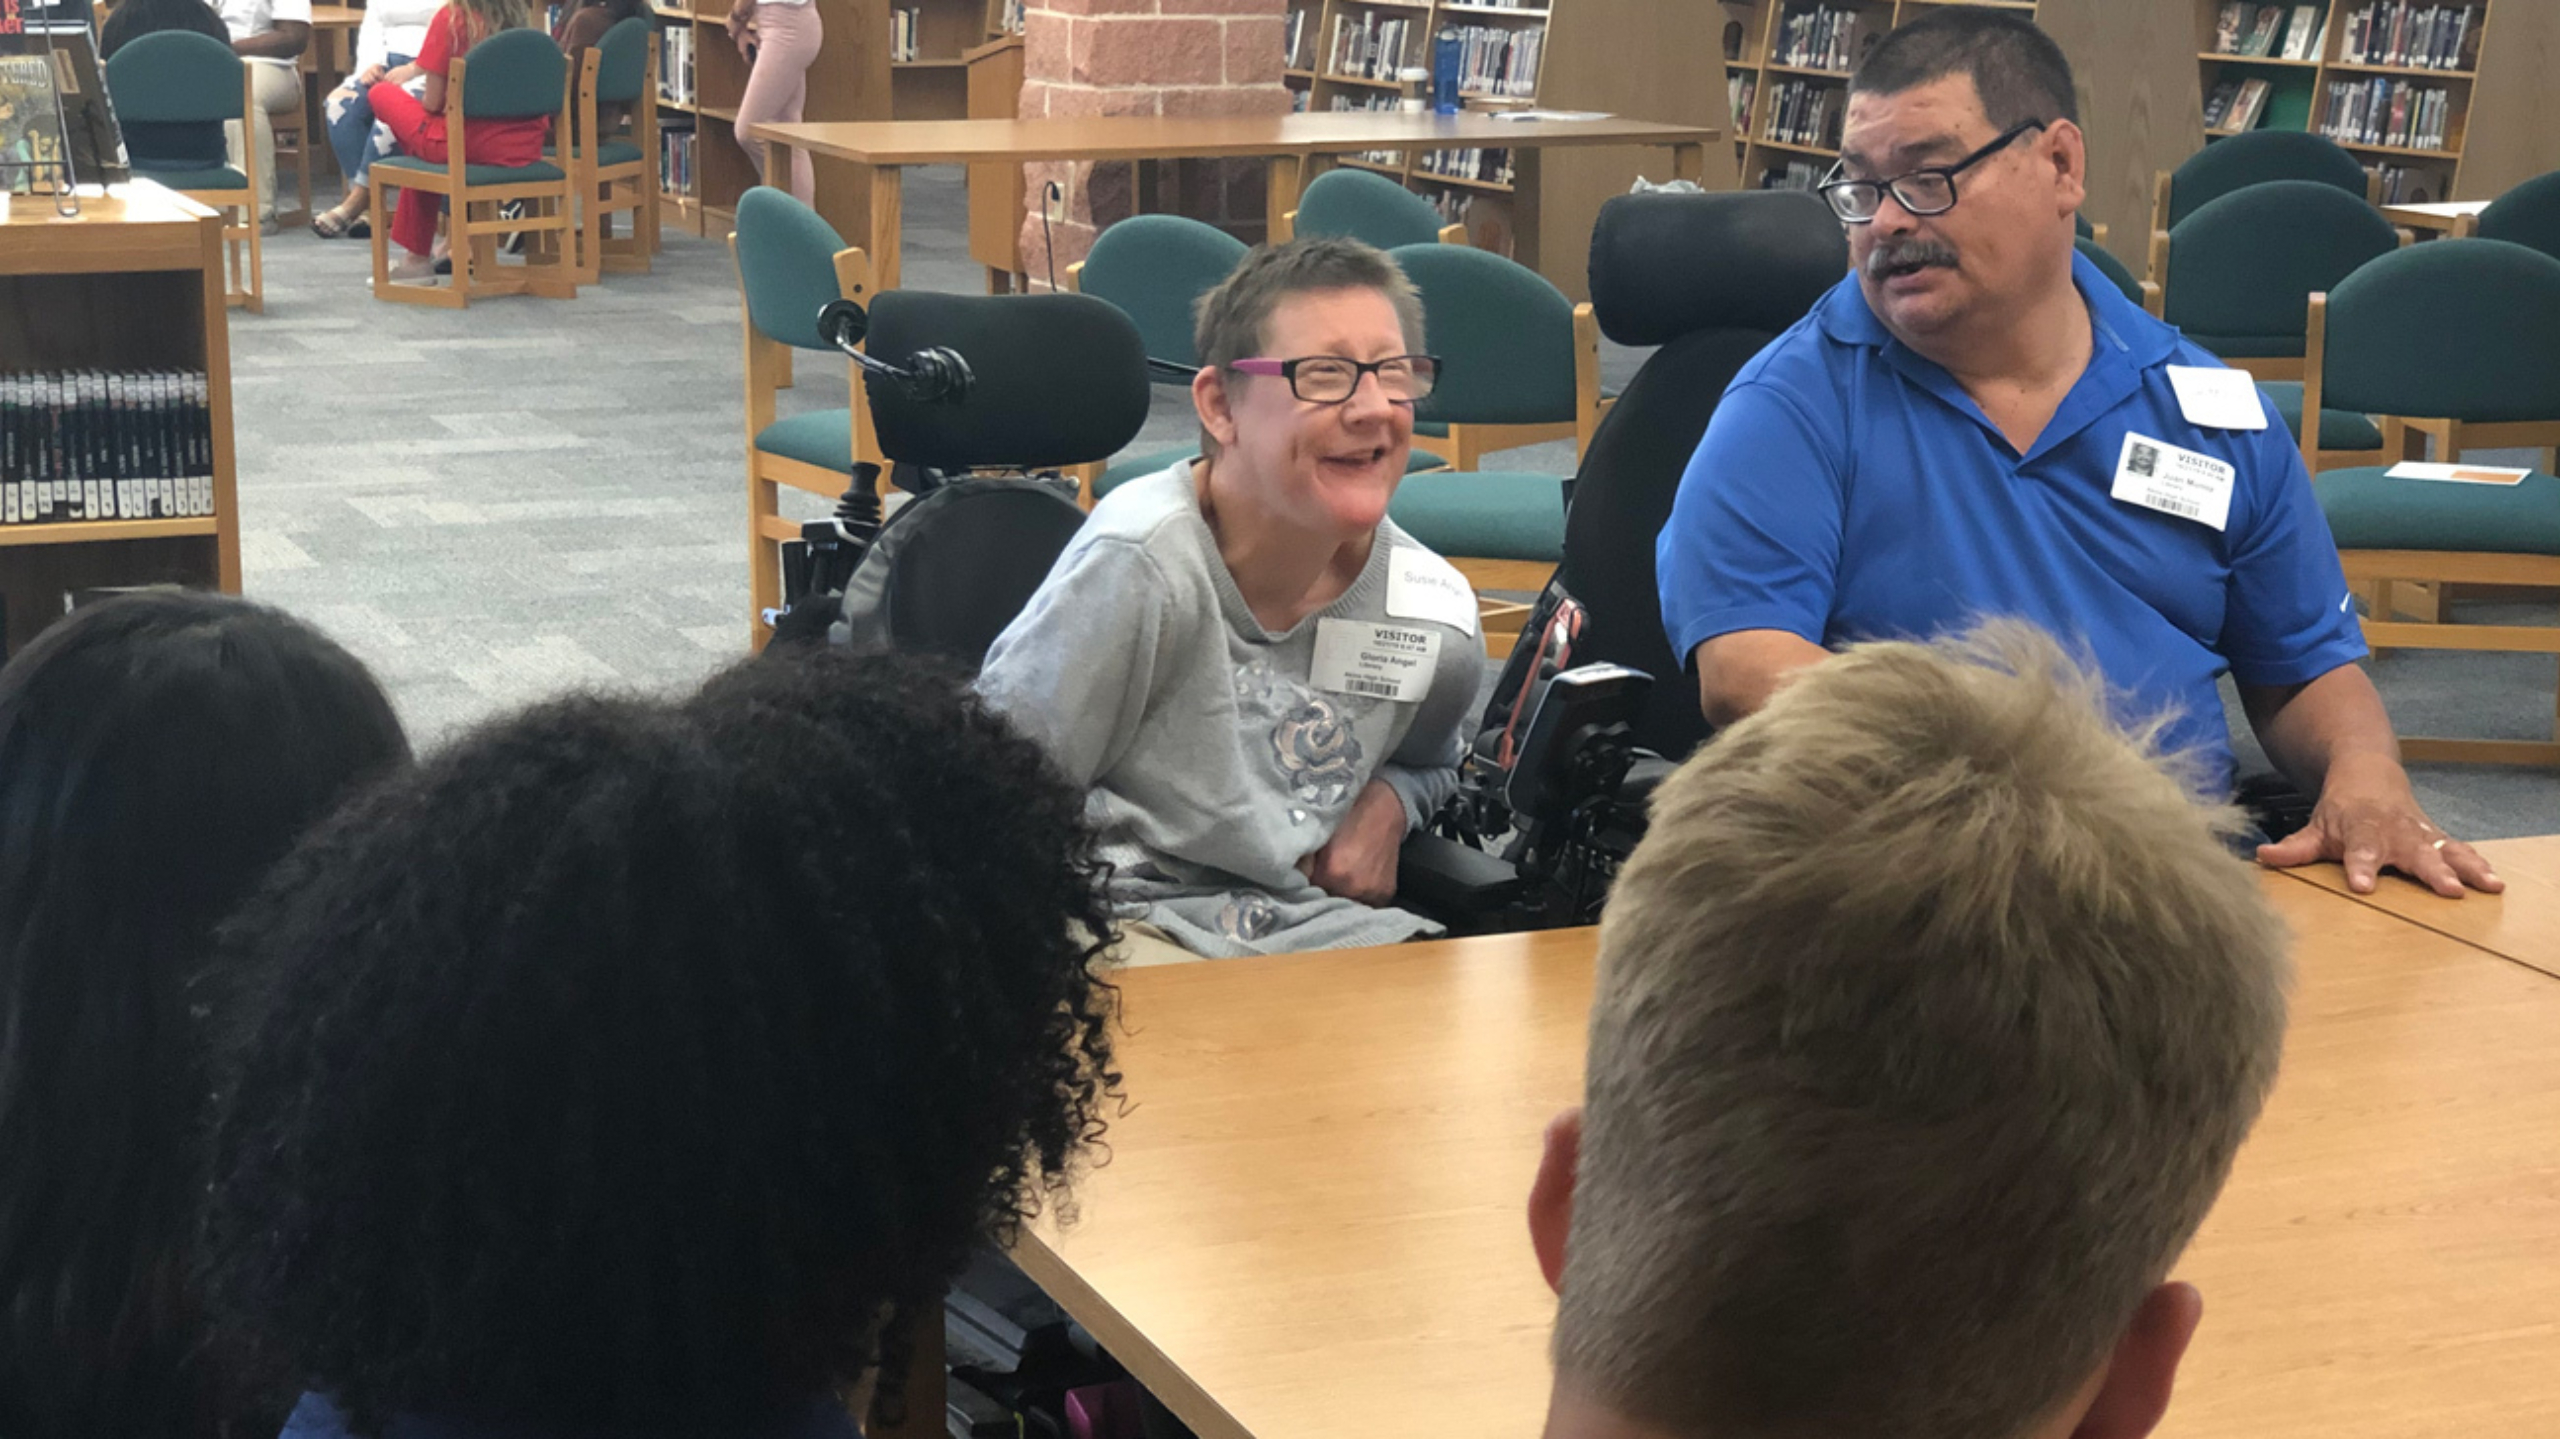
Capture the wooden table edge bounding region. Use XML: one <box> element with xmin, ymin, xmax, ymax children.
<box><xmin>1010</xmin><ymin>1227</ymin><xmax>1256</xmax><ymax>1439</ymax></box>
<box><xmin>742</xmin><ymin>119</ymin><xmax>1717</xmax><ymax>168</ymax></box>
<box><xmin>2268</xmin><ymin>862</ymin><xmax>2560</xmax><ymax>983</ymax></box>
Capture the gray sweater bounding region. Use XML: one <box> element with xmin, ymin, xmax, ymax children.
<box><xmin>978</xmin><ymin>462</ymin><xmax>1485</xmax><ymax>957</ymax></box>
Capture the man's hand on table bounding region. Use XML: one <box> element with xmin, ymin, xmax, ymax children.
<box><xmin>2254</xmin><ymin>753</ymin><xmax>2504</xmax><ymax>898</ymax></box>
<box><xmin>1300</xmin><ymin>779</ymin><xmax>1406</xmax><ymax>907</ymax></box>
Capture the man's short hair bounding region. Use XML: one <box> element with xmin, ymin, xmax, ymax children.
<box><xmin>1853</xmin><ymin>7</ymin><xmax>2080</xmax><ymax>129</ymax></box>
<box><xmin>1191</xmin><ymin>237</ymin><xmax>1427</xmax><ymax>458</ymax></box>
<box><xmin>1554</xmin><ymin>622</ymin><xmax>2287</xmax><ymax>1439</ymax></box>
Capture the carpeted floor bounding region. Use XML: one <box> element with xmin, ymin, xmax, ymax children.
<box><xmin>228</xmin><ymin>166</ymin><xmax>2559</xmax><ymax>837</ymax></box>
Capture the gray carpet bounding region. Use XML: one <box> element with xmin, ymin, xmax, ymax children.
<box><xmin>230</xmin><ymin>167</ymin><xmax>2559</xmax><ymax>837</ymax></box>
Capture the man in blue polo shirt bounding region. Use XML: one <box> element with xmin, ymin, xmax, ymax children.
<box><xmin>1658</xmin><ymin>8</ymin><xmax>2500</xmax><ymax>899</ymax></box>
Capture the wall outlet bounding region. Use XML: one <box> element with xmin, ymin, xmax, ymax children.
<box><xmin>1043</xmin><ymin>179</ymin><xmax>1067</xmax><ymax>226</ymax></box>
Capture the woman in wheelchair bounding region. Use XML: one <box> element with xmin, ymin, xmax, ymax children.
<box><xmin>979</xmin><ymin>239</ymin><xmax>1484</xmax><ymax>959</ymax></box>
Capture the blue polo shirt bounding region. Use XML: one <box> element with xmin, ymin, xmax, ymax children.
<box><xmin>1657</xmin><ymin>249</ymin><xmax>2366</xmax><ymax>790</ymax></box>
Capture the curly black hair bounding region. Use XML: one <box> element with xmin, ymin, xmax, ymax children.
<box><xmin>203</xmin><ymin>649</ymin><xmax>1120</xmax><ymax>1438</ymax></box>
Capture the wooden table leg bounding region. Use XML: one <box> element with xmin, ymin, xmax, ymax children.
<box><xmin>1266</xmin><ymin>154</ymin><xmax>1303</xmax><ymax>234</ymax></box>
<box><xmin>1671</xmin><ymin>141</ymin><xmax>1705</xmax><ymax>185</ymax></box>
<box><xmin>868</xmin><ymin>163</ymin><xmax>903</xmax><ymax>291</ymax></box>
<box><xmin>765</xmin><ymin>134</ymin><xmax>793</xmax><ymax>191</ymax></box>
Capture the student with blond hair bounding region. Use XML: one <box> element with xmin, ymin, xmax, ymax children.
<box><xmin>1528</xmin><ymin>623</ymin><xmax>2291</xmax><ymax>1439</ymax></box>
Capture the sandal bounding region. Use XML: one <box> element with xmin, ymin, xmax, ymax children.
<box><xmin>312</xmin><ymin>207</ymin><xmax>358</xmax><ymax>239</ymax></box>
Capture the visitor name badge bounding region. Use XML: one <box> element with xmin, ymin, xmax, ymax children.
<box><xmin>1312</xmin><ymin>619</ymin><xmax>1440</xmax><ymax>703</ymax></box>
<box><xmin>2164</xmin><ymin>365</ymin><xmax>2267</xmax><ymax>431</ymax></box>
<box><xmin>1385</xmin><ymin>546</ymin><xmax>1477</xmax><ymax>636</ymax></box>
<box><xmin>2111</xmin><ymin>432</ymin><xmax>2234</xmax><ymax>532</ymax></box>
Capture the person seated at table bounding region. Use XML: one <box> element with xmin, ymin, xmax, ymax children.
<box><xmin>365</xmin><ymin>0</ymin><xmax>548</xmax><ymax>280</ymax></box>
<box><xmin>1655</xmin><ymin>7</ymin><xmax>2499</xmax><ymax>899</ymax></box>
<box><xmin>202</xmin><ymin>650</ymin><xmax>1120</xmax><ymax>1439</ymax></box>
<box><xmin>312</xmin><ymin>0</ymin><xmax>443</xmax><ymax>238</ymax></box>
<box><xmin>978</xmin><ymin>238</ymin><xmax>1484</xmax><ymax>960</ymax></box>
<box><xmin>1527</xmin><ymin>621</ymin><xmax>2289</xmax><ymax>1439</ymax></box>
<box><xmin>214</xmin><ymin>0</ymin><xmax>311</xmax><ymax>227</ymax></box>
<box><xmin>101</xmin><ymin>0</ymin><xmax>236</xmax><ymax>174</ymax></box>
<box><xmin>0</xmin><ymin>591</ymin><xmax>408</xmax><ymax>1439</ymax></box>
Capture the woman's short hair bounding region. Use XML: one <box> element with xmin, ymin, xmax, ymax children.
<box><xmin>0</xmin><ymin>591</ymin><xmax>407</xmax><ymax>1437</ymax></box>
<box><xmin>1191</xmin><ymin>237</ymin><xmax>1427</xmax><ymax>459</ymax></box>
<box><xmin>1556</xmin><ymin>621</ymin><xmax>2288</xmax><ymax>1439</ymax></box>
<box><xmin>205</xmin><ymin>649</ymin><xmax>1120</xmax><ymax>1438</ymax></box>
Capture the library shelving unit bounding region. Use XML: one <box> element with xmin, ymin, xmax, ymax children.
<box><xmin>1727</xmin><ymin>0</ymin><xmax>2038</xmax><ymax>193</ymax></box>
<box><xmin>0</xmin><ymin>183</ymin><xmax>238</xmax><ymax>658</ymax></box>
<box><xmin>2190</xmin><ymin>1</ymin><xmax>2558</xmax><ymax>205</ymax></box>
<box><xmin>1290</xmin><ymin>0</ymin><xmax>1736</xmax><ymax>302</ymax></box>
<box><xmin>890</xmin><ymin>0</ymin><xmax>1020</xmax><ymax>121</ymax></box>
<box><xmin>651</xmin><ymin>0</ymin><xmax>885</xmax><ymax>238</ymax></box>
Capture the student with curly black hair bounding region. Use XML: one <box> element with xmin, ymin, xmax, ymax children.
<box><xmin>205</xmin><ymin>649</ymin><xmax>1120</xmax><ymax>1439</ymax></box>
<box><xmin>0</xmin><ymin>591</ymin><xmax>409</xmax><ymax>1439</ymax></box>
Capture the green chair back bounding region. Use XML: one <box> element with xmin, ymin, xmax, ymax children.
<box><xmin>1295</xmin><ymin>167</ymin><xmax>1446</xmax><ymax>250</ymax></box>
<box><xmin>458</xmin><ymin>27</ymin><xmax>567</xmax><ymax>120</ymax></box>
<box><xmin>2073</xmin><ymin>211</ymin><xmax>2094</xmax><ymax>241</ymax></box>
<box><xmin>2476</xmin><ymin>170</ymin><xmax>2560</xmax><ymax>266</ymax></box>
<box><xmin>2319</xmin><ymin>239</ymin><xmax>2560</xmax><ymax>423</ymax></box>
<box><xmin>593</xmin><ymin>15</ymin><xmax>650</xmax><ymax>105</ymax></box>
<box><xmin>104</xmin><ymin>30</ymin><xmax>243</xmax><ymax>124</ymax></box>
<box><xmin>2165</xmin><ymin>180</ymin><xmax>2397</xmax><ymax>358</ymax></box>
<box><xmin>2166</xmin><ymin>130</ymin><xmax>2367</xmax><ymax>230</ymax></box>
<box><xmin>2076</xmin><ymin>236</ymin><xmax>2141</xmax><ymax>306</ymax></box>
<box><xmin>735</xmin><ymin>184</ymin><xmax>849</xmax><ymax>352</ymax></box>
<box><xmin>1077</xmin><ymin>215</ymin><xmax>1247</xmax><ymax>368</ymax></box>
<box><xmin>1393</xmin><ymin>242</ymin><xmax>1573</xmax><ymax>428</ymax></box>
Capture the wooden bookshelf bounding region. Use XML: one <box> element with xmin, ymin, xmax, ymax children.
<box><xmin>0</xmin><ymin>184</ymin><xmax>238</xmax><ymax>658</ymax></box>
<box><xmin>652</xmin><ymin>0</ymin><xmax>889</xmax><ymax>238</ymax></box>
<box><xmin>1283</xmin><ymin>0</ymin><xmax>1733</xmax><ymax>301</ymax></box>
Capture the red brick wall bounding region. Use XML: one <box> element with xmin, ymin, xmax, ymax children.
<box><xmin>1015</xmin><ymin>0</ymin><xmax>1290</xmax><ymax>284</ymax></box>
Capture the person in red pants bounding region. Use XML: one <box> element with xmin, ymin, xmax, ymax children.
<box><xmin>369</xmin><ymin>0</ymin><xmax>550</xmax><ymax>280</ymax></box>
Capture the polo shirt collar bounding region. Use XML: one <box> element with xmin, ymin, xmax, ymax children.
<box><xmin>1815</xmin><ymin>248</ymin><xmax>2181</xmax><ymax>463</ymax></box>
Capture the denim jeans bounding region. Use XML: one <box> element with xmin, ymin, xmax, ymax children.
<box><xmin>324</xmin><ymin>53</ymin><xmax>412</xmax><ymax>188</ymax></box>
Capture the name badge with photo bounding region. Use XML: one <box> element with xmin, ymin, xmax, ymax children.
<box><xmin>2111</xmin><ymin>432</ymin><xmax>2235</xmax><ymax>532</ymax></box>
<box><xmin>1311</xmin><ymin>619</ymin><xmax>1441</xmax><ymax>703</ymax></box>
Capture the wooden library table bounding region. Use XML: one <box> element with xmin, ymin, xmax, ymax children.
<box><xmin>1014</xmin><ymin>862</ymin><xmax>2560</xmax><ymax>1439</ymax></box>
<box><xmin>2381</xmin><ymin>200</ymin><xmax>2492</xmax><ymax>238</ymax></box>
<box><xmin>2273</xmin><ymin>834</ymin><xmax>2560</xmax><ymax>982</ymax></box>
<box><xmin>745</xmin><ymin>113</ymin><xmax>1717</xmax><ymax>291</ymax></box>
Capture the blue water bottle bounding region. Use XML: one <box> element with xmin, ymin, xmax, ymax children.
<box><xmin>1432</xmin><ymin>28</ymin><xmax>1461</xmax><ymax>114</ymax></box>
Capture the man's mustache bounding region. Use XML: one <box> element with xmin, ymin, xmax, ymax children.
<box><xmin>1866</xmin><ymin>237</ymin><xmax>1960</xmax><ymax>278</ymax></box>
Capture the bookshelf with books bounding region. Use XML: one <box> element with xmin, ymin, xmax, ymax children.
<box><xmin>649</xmin><ymin>0</ymin><xmax>888</xmax><ymax>239</ymax></box>
<box><xmin>0</xmin><ymin>184</ymin><xmax>238</xmax><ymax>659</ymax></box>
<box><xmin>887</xmin><ymin>0</ymin><xmax>1005</xmax><ymax>122</ymax></box>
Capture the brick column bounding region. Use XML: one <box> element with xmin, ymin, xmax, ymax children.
<box><xmin>1016</xmin><ymin>0</ymin><xmax>1290</xmax><ymax>285</ymax></box>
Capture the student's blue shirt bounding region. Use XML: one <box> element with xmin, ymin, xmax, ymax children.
<box><xmin>280</xmin><ymin>1391</ymin><xmax>865</xmax><ymax>1439</ymax></box>
<box><xmin>1656</xmin><ymin>249</ymin><xmax>2366</xmax><ymax>790</ymax></box>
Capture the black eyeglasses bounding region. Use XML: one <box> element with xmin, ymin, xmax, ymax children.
<box><xmin>1227</xmin><ymin>354</ymin><xmax>1442</xmax><ymax>405</ymax></box>
<box><xmin>1818</xmin><ymin>120</ymin><xmax>2048</xmax><ymax>224</ymax></box>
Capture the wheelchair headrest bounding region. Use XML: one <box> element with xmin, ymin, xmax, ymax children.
<box><xmin>864</xmin><ymin>288</ymin><xmax>1152</xmax><ymax>472</ymax></box>
<box><xmin>1587</xmin><ymin>190</ymin><xmax>1849</xmax><ymax>347</ymax></box>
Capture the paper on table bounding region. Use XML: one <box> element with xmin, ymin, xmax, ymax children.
<box><xmin>1490</xmin><ymin>109</ymin><xmax>1613</xmax><ymax>122</ymax></box>
<box><xmin>2384</xmin><ymin>462</ymin><xmax>2531</xmax><ymax>486</ymax></box>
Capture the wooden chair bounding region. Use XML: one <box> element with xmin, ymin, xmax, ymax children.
<box><xmin>2476</xmin><ymin>169</ymin><xmax>2560</xmax><ymax>266</ymax></box>
<box><xmin>2147</xmin><ymin>130</ymin><xmax>2377</xmax><ymax>287</ymax></box>
<box><xmin>2300</xmin><ymin>239</ymin><xmax>2560</xmax><ymax>765</ymax></box>
<box><xmin>369</xmin><ymin>29</ymin><xmax>579</xmax><ymax>308</ymax></box>
<box><xmin>560</xmin><ymin>16</ymin><xmax>660</xmax><ymax>284</ymax></box>
<box><xmin>268</xmin><ymin>73</ymin><xmax>314</xmax><ymax>225</ymax></box>
<box><xmin>1393</xmin><ymin>240</ymin><xmax>1605</xmax><ymax>478</ymax></box>
<box><xmin>1277</xmin><ymin>165</ymin><xmax>1466</xmax><ymax>248</ymax></box>
<box><xmin>106</xmin><ymin>32</ymin><xmax>263</xmax><ymax>313</ymax></box>
<box><xmin>1062</xmin><ymin>213</ymin><xmax>1248</xmax><ymax>505</ymax></box>
<box><xmin>733</xmin><ymin>185</ymin><xmax>878</xmax><ymax>649</ymax></box>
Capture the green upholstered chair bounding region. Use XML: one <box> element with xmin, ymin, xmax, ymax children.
<box><xmin>2153</xmin><ymin>180</ymin><xmax>2400</xmax><ymax>377</ymax></box>
<box><xmin>107</xmin><ymin>32</ymin><xmax>262</xmax><ymax>313</ymax></box>
<box><xmin>1392</xmin><ymin>240</ymin><xmax>1601</xmax><ymax>474</ymax></box>
<box><xmin>2301</xmin><ymin>238</ymin><xmax>2560</xmax><ymax>765</ymax></box>
<box><xmin>2073</xmin><ymin>211</ymin><xmax>2108</xmax><ymax>248</ymax></box>
<box><xmin>558</xmin><ymin>17</ymin><xmax>659</xmax><ymax>282</ymax></box>
<box><xmin>1283</xmin><ymin>166</ymin><xmax>1465</xmax><ymax>249</ymax></box>
<box><xmin>2476</xmin><ymin>170</ymin><xmax>2560</xmax><ymax>265</ymax></box>
<box><xmin>2076</xmin><ymin>236</ymin><xmax>2145</xmax><ymax>307</ymax></box>
<box><xmin>370</xmin><ymin>27</ymin><xmax>578</xmax><ymax>307</ymax></box>
<box><xmin>732</xmin><ymin>184</ymin><xmax>876</xmax><ymax>645</ymax></box>
<box><xmin>2147</xmin><ymin>131</ymin><xmax>2376</xmax><ymax>286</ymax></box>
<box><xmin>1067</xmin><ymin>214</ymin><xmax>1248</xmax><ymax>502</ymax></box>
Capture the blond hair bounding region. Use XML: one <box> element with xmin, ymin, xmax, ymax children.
<box><xmin>450</xmin><ymin>0</ymin><xmax>534</xmax><ymax>47</ymax></box>
<box><xmin>1556</xmin><ymin>621</ymin><xmax>2289</xmax><ymax>1439</ymax></box>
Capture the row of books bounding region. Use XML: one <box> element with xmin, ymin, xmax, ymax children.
<box><xmin>1449</xmin><ymin>23</ymin><xmax>1542</xmax><ymax>99</ymax></box>
<box><xmin>2365</xmin><ymin>162</ymin><xmax>2441</xmax><ymax>205</ymax></box>
<box><xmin>1285</xmin><ymin>6</ymin><xmax>1312</xmax><ymax>71</ymax></box>
<box><xmin>1327</xmin><ymin>92</ymin><xmax>1404</xmax><ymax>169</ymax></box>
<box><xmin>1728</xmin><ymin>71</ymin><xmax>1756</xmax><ymax>135</ymax></box>
<box><xmin>1759</xmin><ymin>158</ymin><xmax>1827</xmax><ymax>193</ymax></box>
<box><xmin>2</xmin><ymin>372</ymin><xmax>217</xmax><ymax>529</ymax></box>
<box><xmin>2339</xmin><ymin>2</ymin><xmax>2476</xmax><ymax>70</ymax></box>
<box><xmin>661</xmin><ymin>127</ymin><xmax>698</xmax><ymax>196</ymax></box>
<box><xmin>2320</xmin><ymin>77</ymin><xmax>2453</xmax><ymax>151</ymax></box>
<box><xmin>1770</xmin><ymin>4</ymin><xmax>1868</xmax><ymax>71</ymax></box>
<box><xmin>1000</xmin><ymin>0</ymin><xmax>1023</xmax><ymax>35</ymax></box>
<box><xmin>1761</xmin><ymin>77</ymin><xmax>1844</xmax><ymax>151</ymax></box>
<box><xmin>1415</xmin><ymin>145</ymin><xmax>1514</xmax><ymax>187</ymax></box>
<box><xmin>1328</xmin><ymin>13</ymin><xmax>1413</xmax><ymax>81</ymax></box>
<box><xmin>2210</xmin><ymin>4</ymin><xmax>2326</xmax><ymax>61</ymax></box>
<box><xmin>2203</xmin><ymin>77</ymin><xmax>2276</xmax><ymax>132</ymax></box>
<box><xmin>889</xmin><ymin>6</ymin><xmax>925</xmax><ymax>62</ymax></box>
<box><xmin>658</xmin><ymin>23</ymin><xmax>696</xmax><ymax>106</ymax></box>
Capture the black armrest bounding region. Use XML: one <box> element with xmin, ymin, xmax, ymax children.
<box><xmin>1399</xmin><ymin>832</ymin><xmax>1524</xmax><ymax>919</ymax></box>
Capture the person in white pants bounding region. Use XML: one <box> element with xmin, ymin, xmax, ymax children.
<box><xmin>218</xmin><ymin>0</ymin><xmax>312</xmax><ymax>224</ymax></box>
